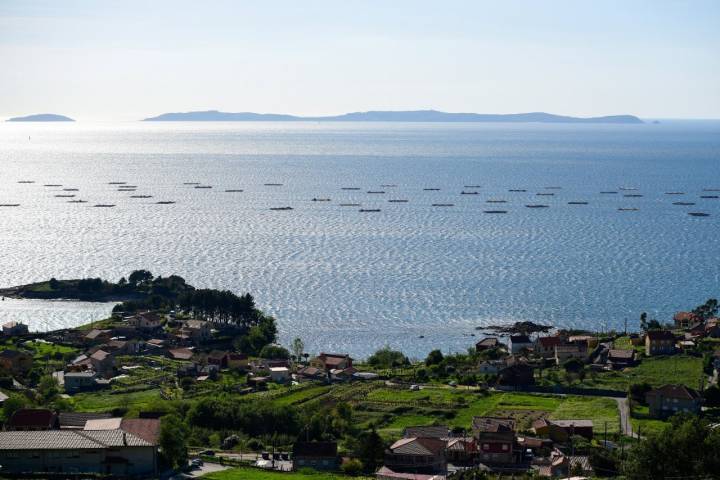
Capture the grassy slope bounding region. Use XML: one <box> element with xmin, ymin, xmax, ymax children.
<box><xmin>581</xmin><ymin>355</ymin><xmax>704</xmax><ymax>390</ymax></box>
<box><xmin>202</xmin><ymin>467</ymin><xmax>369</xmax><ymax>480</ymax></box>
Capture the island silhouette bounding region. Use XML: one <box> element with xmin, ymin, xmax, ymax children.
<box><xmin>7</xmin><ymin>113</ymin><xmax>75</xmax><ymax>122</ymax></box>
<box><xmin>143</xmin><ymin>109</ymin><xmax>643</xmax><ymax>124</ymax></box>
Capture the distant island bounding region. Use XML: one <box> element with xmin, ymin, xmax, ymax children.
<box><xmin>7</xmin><ymin>113</ymin><xmax>75</xmax><ymax>122</ymax></box>
<box><xmin>143</xmin><ymin>109</ymin><xmax>643</xmax><ymax>124</ymax></box>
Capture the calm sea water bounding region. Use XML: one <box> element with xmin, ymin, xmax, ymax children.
<box><xmin>0</xmin><ymin>121</ymin><xmax>719</xmax><ymax>358</ymax></box>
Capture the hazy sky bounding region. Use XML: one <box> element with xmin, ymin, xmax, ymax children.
<box><xmin>1</xmin><ymin>0</ymin><xmax>719</xmax><ymax>120</ymax></box>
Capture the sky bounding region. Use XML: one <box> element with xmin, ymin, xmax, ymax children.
<box><xmin>1</xmin><ymin>0</ymin><xmax>719</xmax><ymax>120</ymax></box>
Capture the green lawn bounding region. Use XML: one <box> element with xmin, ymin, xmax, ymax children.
<box><xmin>72</xmin><ymin>388</ymin><xmax>162</xmax><ymax>413</ymax></box>
<box><xmin>202</xmin><ymin>467</ymin><xmax>369</xmax><ymax>480</ymax></box>
<box><xmin>629</xmin><ymin>404</ymin><xmax>669</xmax><ymax>437</ymax></box>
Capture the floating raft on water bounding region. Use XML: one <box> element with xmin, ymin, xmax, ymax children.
<box><xmin>545</xmin><ymin>186</ymin><xmax>562</xmax><ymax>190</ymax></box>
<box><xmin>63</xmin><ymin>188</ymin><xmax>79</xmax><ymax>191</ymax></box>
<box><xmin>68</xmin><ymin>200</ymin><xmax>88</xmax><ymax>203</ymax></box>
<box><xmin>94</xmin><ymin>204</ymin><xmax>116</xmax><ymax>208</ymax></box>
<box><xmin>700</xmin><ymin>195</ymin><xmax>719</xmax><ymax>199</ymax></box>
<box><xmin>270</xmin><ymin>206</ymin><xmax>293</xmax><ymax>211</ymax></box>
<box><xmin>688</xmin><ymin>212</ymin><xmax>710</xmax><ymax>217</ymax></box>
<box><xmin>673</xmin><ymin>202</ymin><xmax>695</xmax><ymax>206</ymax></box>
<box><xmin>0</xmin><ymin>204</ymin><xmax>20</xmax><ymax>207</ymax></box>
<box><xmin>526</xmin><ymin>204</ymin><xmax>549</xmax><ymax>208</ymax></box>
<box><xmin>623</xmin><ymin>194</ymin><xmax>643</xmax><ymax>197</ymax></box>
<box><xmin>156</xmin><ymin>201</ymin><xmax>176</xmax><ymax>204</ymax></box>
<box><xmin>619</xmin><ymin>187</ymin><xmax>638</xmax><ymax>191</ymax></box>
<box><xmin>618</xmin><ymin>208</ymin><xmax>638</xmax><ymax>211</ymax></box>
<box><xmin>17</xmin><ymin>180</ymin><xmax>35</xmax><ymax>184</ymax></box>
<box><xmin>465</xmin><ymin>185</ymin><xmax>482</xmax><ymax>188</ymax></box>
<box><xmin>43</xmin><ymin>184</ymin><xmax>62</xmax><ymax>187</ymax></box>
<box><xmin>264</xmin><ymin>183</ymin><xmax>283</xmax><ymax>186</ymax></box>
<box><xmin>600</xmin><ymin>191</ymin><xmax>618</xmax><ymax>194</ymax></box>
<box><xmin>486</xmin><ymin>200</ymin><xmax>507</xmax><ymax>203</ymax></box>
<box><xmin>423</xmin><ymin>188</ymin><xmax>441</xmax><ymax>191</ymax></box>
<box><xmin>568</xmin><ymin>201</ymin><xmax>589</xmax><ymax>205</ymax></box>
<box><xmin>183</xmin><ymin>182</ymin><xmax>200</xmax><ymax>185</ymax></box>
<box><xmin>108</xmin><ymin>182</ymin><xmax>127</xmax><ymax>185</ymax></box>
<box><xmin>432</xmin><ymin>203</ymin><xmax>454</xmax><ymax>207</ymax></box>
<box><xmin>55</xmin><ymin>194</ymin><xmax>75</xmax><ymax>198</ymax></box>
<box><xmin>380</xmin><ymin>184</ymin><xmax>397</xmax><ymax>187</ymax></box>
<box><xmin>312</xmin><ymin>198</ymin><xmax>331</xmax><ymax>202</ymax></box>
<box><xmin>367</xmin><ymin>191</ymin><xmax>385</xmax><ymax>194</ymax></box>
<box><xmin>225</xmin><ymin>189</ymin><xmax>244</xmax><ymax>192</ymax></box>
<box><xmin>665</xmin><ymin>192</ymin><xmax>685</xmax><ymax>195</ymax></box>
<box><xmin>702</xmin><ymin>188</ymin><xmax>720</xmax><ymax>192</ymax></box>
<box><xmin>388</xmin><ymin>199</ymin><xmax>408</xmax><ymax>203</ymax></box>
<box><xmin>508</xmin><ymin>189</ymin><xmax>527</xmax><ymax>192</ymax></box>
<box><xmin>194</xmin><ymin>185</ymin><xmax>212</xmax><ymax>189</ymax></box>
<box><xmin>340</xmin><ymin>203</ymin><xmax>360</xmax><ymax>206</ymax></box>
<box><xmin>536</xmin><ymin>193</ymin><xmax>554</xmax><ymax>196</ymax></box>
<box><xmin>130</xmin><ymin>195</ymin><xmax>153</xmax><ymax>198</ymax></box>
<box><xmin>359</xmin><ymin>209</ymin><xmax>381</xmax><ymax>212</ymax></box>
<box><xmin>461</xmin><ymin>191</ymin><xmax>479</xmax><ymax>195</ymax></box>
<box><xmin>484</xmin><ymin>210</ymin><xmax>507</xmax><ymax>214</ymax></box>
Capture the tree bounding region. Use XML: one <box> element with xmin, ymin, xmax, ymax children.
<box><xmin>259</xmin><ymin>344</ymin><xmax>290</xmax><ymax>360</ymax></box>
<box><xmin>291</xmin><ymin>338</ymin><xmax>305</xmax><ymax>363</ymax></box>
<box><xmin>341</xmin><ymin>459</ymin><xmax>363</xmax><ymax>476</ymax></box>
<box><xmin>37</xmin><ymin>375</ymin><xmax>59</xmax><ymax>402</ymax></box>
<box><xmin>128</xmin><ymin>269</ymin><xmax>154</xmax><ymax>287</ymax></box>
<box><xmin>367</xmin><ymin>347</ymin><xmax>409</xmax><ymax>369</ymax></box>
<box><xmin>49</xmin><ymin>277</ymin><xmax>60</xmax><ymax>290</ymax></box>
<box><xmin>2</xmin><ymin>394</ymin><xmax>28</xmax><ymax>420</ymax></box>
<box><xmin>703</xmin><ymin>384</ymin><xmax>720</xmax><ymax>407</ymax></box>
<box><xmin>628</xmin><ymin>382</ymin><xmax>652</xmax><ymax>405</ymax></box>
<box><xmin>693</xmin><ymin>298</ymin><xmax>719</xmax><ymax>321</ymax></box>
<box><xmin>425</xmin><ymin>349</ymin><xmax>444</xmax><ymax>366</ymax></box>
<box><xmin>356</xmin><ymin>428</ymin><xmax>384</xmax><ymax>473</ymax></box>
<box><xmin>159</xmin><ymin>414</ymin><xmax>188</xmax><ymax>470</ymax></box>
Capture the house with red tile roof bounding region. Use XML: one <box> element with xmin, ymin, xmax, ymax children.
<box><xmin>7</xmin><ymin>409</ymin><xmax>58</xmax><ymax>431</ymax></box>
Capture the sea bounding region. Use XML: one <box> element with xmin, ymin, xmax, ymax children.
<box><xmin>0</xmin><ymin>120</ymin><xmax>719</xmax><ymax>359</ymax></box>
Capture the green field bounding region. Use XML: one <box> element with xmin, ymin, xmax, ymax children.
<box><xmin>202</xmin><ymin>467</ymin><xmax>369</xmax><ymax>480</ymax></box>
<box><xmin>72</xmin><ymin>388</ymin><xmax>163</xmax><ymax>413</ymax></box>
<box><xmin>581</xmin><ymin>355</ymin><xmax>704</xmax><ymax>390</ymax></box>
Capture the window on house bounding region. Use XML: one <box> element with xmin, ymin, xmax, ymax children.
<box><xmin>502</xmin><ymin>444</ymin><xmax>509</xmax><ymax>451</ymax></box>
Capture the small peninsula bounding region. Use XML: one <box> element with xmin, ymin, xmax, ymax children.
<box><xmin>7</xmin><ymin>113</ymin><xmax>75</xmax><ymax>122</ymax></box>
<box><xmin>143</xmin><ymin>109</ymin><xmax>643</xmax><ymax>124</ymax></box>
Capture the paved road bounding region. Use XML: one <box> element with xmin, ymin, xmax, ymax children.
<box><xmin>188</xmin><ymin>462</ymin><xmax>229</xmax><ymax>478</ymax></box>
<box><xmin>615</xmin><ymin>397</ymin><xmax>635</xmax><ymax>437</ymax></box>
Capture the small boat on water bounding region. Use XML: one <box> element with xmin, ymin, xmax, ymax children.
<box><xmin>130</xmin><ymin>195</ymin><xmax>153</xmax><ymax>198</ymax></box>
<box><xmin>55</xmin><ymin>194</ymin><xmax>75</xmax><ymax>198</ymax></box>
<box><xmin>700</xmin><ymin>195</ymin><xmax>719</xmax><ymax>199</ymax></box>
<box><xmin>618</xmin><ymin>208</ymin><xmax>639</xmax><ymax>211</ymax></box>
<box><xmin>484</xmin><ymin>210</ymin><xmax>508</xmax><ymax>214</ymax></box>
<box><xmin>526</xmin><ymin>204</ymin><xmax>549</xmax><ymax>208</ymax></box>
<box><xmin>568</xmin><ymin>201</ymin><xmax>589</xmax><ymax>205</ymax></box>
<box><xmin>0</xmin><ymin>204</ymin><xmax>20</xmax><ymax>207</ymax></box>
<box><xmin>432</xmin><ymin>203</ymin><xmax>454</xmax><ymax>207</ymax></box>
<box><xmin>341</xmin><ymin>187</ymin><xmax>361</xmax><ymax>190</ymax></box>
<box><xmin>270</xmin><ymin>206</ymin><xmax>293</xmax><ymax>211</ymax></box>
<box><xmin>340</xmin><ymin>203</ymin><xmax>361</xmax><ymax>206</ymax></box>
<box><xmin>264</xmin><ymin>183</ymin><xmax>283</xmax><ymax>186</ymax></box>
<box><xmin>623</xmin><ymin>194</ymin><xmax>643</xmax><ymax>197</ymax></box>
<box><xmin>600</xmin><ymin>191</ymin><xmax>618</xmax><ymax>194</ymax></box>
<box><xmin>461</xmin><ymin>191</ymin><xmax>479</xmax><ymax>195</ymax></box>
<box><xmin>156</xmin><ymin>201</ymin><xmax>176</xmax><ymax>204</ymax></box>
<box><xmin>225</xmin><ymin>189</ymin><xmax>244</xmax><ymax>192</ymax></box>
<box><xmin>194</xmin><ymin>185</ymin><xmax>212</xmax><ymax>189</ymax></box>
<box><xmin>93</xmin><ymin>204</ymin><xmax>116</xmax><ymax>208</ymax></box>
<box><xmin>508</xmin><ymin>189</ymin><xmax>527</xmax><ymax>192</ymax></box>
<box><xmin>43</xmin><ymin>184</ymin><xmax>62</xmax><ymax>187</ymax></box>
<box><xmin>673</xmin><ymin>201</ymin><xmax>695</xmax><ymax>205</ymax></box>
<box><xmin>388</xmin><ymin>199</ymin><xmax>408</xmax><ymax>203</ymax></box>
<box><xmin>486</xmin><ymin>200</ymin><xmax>507</xmax><ymax>203</ymax></box>
<box><xmin>367</xmin><ymin>191</ymin><xmax>385</xmax><ymax>194</ymax></box>
<box><xmin>665</xmin><ymin>192</ymin><xmax>685</xmax><ymax>195</ymax></box>
<box><xmin>536</xmin><ymin>193</ymin><xmax>554</xmax><ymax>196</ymax></box>
<box><xmin>312</xmin><ymin>198</ymin><xmax>331</xmax><ymax>202</ymax></box>
<box><xmin>109</xmin><ymin>182</ymin><xmax>127</xmax><ymax>185</ymax></box>
<box><xmin>359</xmin><ymin>209</ymin><xmax>381</xmax><ymax>212</ymax></box>
<box><xmin>423</xmin><ymin>188</ymin><xmax>441</xmax><ymax>191</ymax></box>
<box><xmin>688</xmin><ymin>212</ymin><xmax>710</xmax><ymax>217</ymax></box>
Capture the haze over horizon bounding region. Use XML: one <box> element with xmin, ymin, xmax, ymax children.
<box><xmin>1</xmin><ymin>0</ymin><xmax>719</xmax><ymax>121</ymax></box>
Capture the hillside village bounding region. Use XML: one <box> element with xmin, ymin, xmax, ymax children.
<box><xmin>1</xmin><ymin>282</ymin><xmax>719</xmax><ymax>479</ymax></box>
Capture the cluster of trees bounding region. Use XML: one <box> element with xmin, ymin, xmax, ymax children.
<box><xmin>177</xmin><ymin>288</ymin><xmax>258</xmax><ymax>328</ymax></box>
<box><xmin>187</xmin><ymin>397</ymin><xmax>301</xmax><ymax>437</ymax></box>
<box><xmin>367</xmin><ymin>347</ymin><xmax>410</xmax><ymax>369</ymax></box>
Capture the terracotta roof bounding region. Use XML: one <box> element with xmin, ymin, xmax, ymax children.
<box><xmin>403</xmin><ymin>425</ymin><xmax>450</xmax><ymax>438</ymax></box>
<box><xmin>292</xmin><ymin>441</ymin><xmax>337</xmax><ymax>457</ymax></box>
<box><xmin>168</xmin><ymin>348</ymin><xmax>194</xmax><ymax>360</ymax></box>
<box><xmin>537</xmin><ymin>336</ymin><xmax>561</xmax><ymax>348</ymax></box>
<box><xmin>8</xmin><ymin>409</ymin><xmax>56</xmax><ymax>429</ymax></box>
<box><xmin>121</xmin><ymin>418</ymin><xmax>161</xmax><ymax>445</ymax></box>
<box><xmin>472</xmin><ymin>417</ymin><xmax>515</xmax><ymax>433</ymax></box>
<box><xmin>90</xmin><ymin>349</ymin><xmax>111</xmax><ymax>361</ymax></box>
<box><xmin>318</xmin><ymin>353</ymin><xmax>351</xmax><ymax>367</ymax></box>
<box><xmin>608</xmin><ymin>349</ymin><xmax>635</xmax><ymax>360</ymax></box>
<box><xmin>646</xmin><ymin>330</ymin><xmax>675</xmax><ymax>341</ymax></box>
<box><xmin>674</xmin><ymin>311</ymin><xmax>701</xmax><ymax>322</ymax></box>
<box><xmin>647</xmin><ymin>384</ymin><xmax>702</xmax><ymax>401</ymax></box>
<box><xmin>390</xmin><ymin>437</ymin><xmax>446</xmax><ymax>456</ymax></box>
